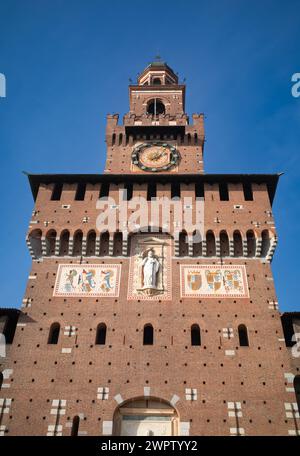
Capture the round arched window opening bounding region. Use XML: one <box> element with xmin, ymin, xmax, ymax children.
<box><xmin>152</xmin><ymin>78</ymin><xmax>162</xmax><ymax>85</ymax></box>
<box><xmin>147</xmin><ymin>99</ymin><xmax>165</xmax><ymax>116</ymax></box>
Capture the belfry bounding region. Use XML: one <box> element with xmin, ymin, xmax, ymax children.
<box><xmin>0</xmin><ymin>59</ymin><xmax>299</xmax><ymax>436</ymax></box>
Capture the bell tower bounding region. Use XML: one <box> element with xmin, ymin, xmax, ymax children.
<box><xmin>105</xmin><ymin>58</ymin><xmax>205</xmax><ymax>174</ymax></box>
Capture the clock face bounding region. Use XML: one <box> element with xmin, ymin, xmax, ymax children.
<box><xmin>131</xmin><ymin>142</ymin><xmax>179</xmax><ymax>172</ymax></box>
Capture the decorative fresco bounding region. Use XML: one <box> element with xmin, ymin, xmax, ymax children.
<box><xmin>127</xmin><ymin>234</ymin><xmax>172</xmax><ymax>300</ymax></box>
<box><xmin>180</xmin><ymin>265</ymin><xmax>249</xmax><ymax>298</ymax></box>
<box><xmin>53</xmin><ymin>264</ymin><xmax>121</xmax><ymax>297</ymax></box>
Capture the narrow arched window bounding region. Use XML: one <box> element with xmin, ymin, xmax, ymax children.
<box><xmin>0</xmin><ymin>372</ymin><xmax>3</xmax><ymax>390</ymax></box>
<box><xmin>143</xmin><ymin>324</ymin><xmax>153</xmax><ymax>345</ymax></box>
<box><xmin>48</xmin><ymin>323</ymin><xmax>60</xmax><ymax>344</ymax></box>
<box><xmin>71</xmin><ymin>415</ymin><xmax>80</xmax><ymax>436</ymax></box>
<box><xmin>96</xmin><ymin>323</ymin><xmax>107</xmax><ymax>345</ymax></box>
<box><xmin>294</xmin><ymin>375</ymin><xmax>300</xmax><ymax>412</ymax></box>
<box><xmin>238</xmin><ymin>324</ymin><xmax>249</xmax><ymax>346</ymax></box>
<box><xmin>191</xmin><ymin>324</ymin><xmax>201</xmax><ymax>346</ymax></box>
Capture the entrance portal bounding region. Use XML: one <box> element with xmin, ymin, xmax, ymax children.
<box><xmin>113</xmin><ymin>398</ymin><xmax>179</xmax><ymax>436</ymax></box>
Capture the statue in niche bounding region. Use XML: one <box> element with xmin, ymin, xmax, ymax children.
<box><xmin>141</xmin><ymin>249</ymin><xmax>160</xmax><ymax>290</ymax></box>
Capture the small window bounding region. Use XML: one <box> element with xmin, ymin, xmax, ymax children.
<box><xmin>152</xmin><ymin>78</ymin><xmax>162</xmax><ymax>85</ymax></box>
<box><xmin>51</xmin><ymin>183</ymin><xmax>63</xmax><ymax>201</ymax></box>
<box><xmin>96</xmin><ymin>323</ymin><xmax>107</xmax><ymax>345</ymax></box>
<box><xmin>0</xmin><ymin>372</ymin><xmax>3</xmax><ymax>390</ymax></box>
<box><xmin>143</xmin><ymin>324</ymin><xmax>153</xmax><ymax>345</ymax></box>
<box><xmin>147</xmin><ymin>183</ymin><xmax>156</xmax><ymax>201</ymax></box>
<box><xmin>48</xmin><ymin>323</ymin><xmax>60</xmax><ymax>344</ymax></box>
<box><xmin>99</xmin><ymin>183</ymin><xmax>110</xmax><ymax>199</ymax></box>
<box><xmin>71</xmin><ymin>416</ymin><xmax>80</xmax><ymax>436</ymax></box>
<box><xmin>195</xmin><ymin>182</ymin><xmax>204</xmax><ymax>199</ymax></box>
<box><xmin>171</xmin><ymin>182</ymin><xmax>180</xmax><ymax>199</ymax></box>
<box><xmin>243</xmin><ymin>182</ymin><xmax>253</xmax><ymax>201</ymax></box>
<box><xmin>75</xmin><ymin>183</ymin><xmax>86</xmax><ymax>201</ymax></box>
<box><xmin>238</xmin><ymin>324</ymin><xmax>249</xmax><ymax>347</ymax></box>
<box><xmin>191</xmin><ymin>324</ymin><xmax>201</xmax><ymax>346</ymax></box>
<box><xmin>219</xmin><ymin>183</ymin><xmax>229</xmax><ymax>201</ymax></box>
<box><xmin>124</xmin><ymin>183</ymin><xmax>133</xmax><ymax>200</ymax></box>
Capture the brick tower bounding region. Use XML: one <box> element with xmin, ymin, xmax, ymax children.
<box><xmin>0</xmin><ymin>59</ymin><xmax>299</xmax><ymax>436</ymax></box>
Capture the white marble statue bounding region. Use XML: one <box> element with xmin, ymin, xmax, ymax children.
<box><xmin>142</xmin><ymin>249</ymin><xmax>160</xmax><ymax>289</ymax></box>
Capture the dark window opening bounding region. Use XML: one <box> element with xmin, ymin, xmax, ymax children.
<box><xmin>152</xmin><ymin>78</ymin><xmax>162</xmax><ymax>85</ymax></box>
<box><xmin>75</xmin><ymin>183</ymin><xmax>86</xmax><ymax>201</ymax></box>
<box><xmin>96</xmin><ymin>324</ymin><xmax>107</xmax><ymax>345</ymax></box>
<box><xmin>48</xmin><ymin>323</ymin><xmax>60</xmax><ymax>344</ymax></box>
<box><xmin>71</xmin><ymin>416</ymin><xmax>80</xmax><ymax>436</ymax></box>
<box><xmin>147</xmin><ymin>99</ymin><xmax>165</xmax><ymax>116</ymax></box>
<box><xmin>195</xmin><ymin>182</ymin><xmax>204</xmax><ymax>199</ymax></box>
<box><xmin>124</xmin><ymin>183</ymin><xmax>133</xmax><ymax>200</ymax></box>
<box><xmin>219</xmin><ymin>183</ymin><xmax>229</xmax><ymax>201</ymax></box>
<box><xmin>243</xmin><ymin>182</ymin><xmax>253</xmax><ymax>201</ymax></box>
<box><xmin>294</xmin><ymin>376</ymin><xmax>300</xmax><ymax>412</ymax></box>
<box><xmin>238</xmin><ymin>324</ymin><xmax>249</xmax><ymax>346</ymax></box>
<box><xmin>191</xmin><ymin>324</ymin><xmax>201</xmax><ymax>346</ymax></box>
<box><xmin>51</xmin><ymin>183</ymin><xmax>63</xmax><ymax>201</ymax></box>
<box><xmin>171</xmin><ymin>182</ymin><xmax>180</xmax><ymax>199</ymax></box>
<box><xmin>147</xmin><ymin>183</ymin><xmax>156</xmax><ymax>201</ymax></box>
<box><xmin>99</xmin><ymin>183</ymin><xmax>110</xmax><ymax>199</ymax></box>
<box><xmin>0</xmin><ymin>372</ymin><xmax>3</xmax><ymax>390</ymax></box>
<box><xmin>143</xmin><ymin>325</ymin><xmax>153</xmax><ymax>345</ymax></box>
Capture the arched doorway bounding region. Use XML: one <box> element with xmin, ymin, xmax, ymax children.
<box><xmin>113</xmin><ymin>397</ymin><xmax>179</xmax><ymax>436</ymax></box>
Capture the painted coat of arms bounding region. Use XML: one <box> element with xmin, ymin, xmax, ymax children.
<box><xmin>180</xmin><ymin>265</ymin><xmax>249</xmax><ymax>298</ymax></box>
<box><xmin>54</xmin><ymin>264</ymin><xmax>121</xmax><ymax>297</ymax></box>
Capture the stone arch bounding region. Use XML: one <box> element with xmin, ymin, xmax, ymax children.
<box><xmin>112</xmin><ymin>396</ymin><xmax>179</xmax><ymax>436</ymax></box>
<box><xmin>206</xmin><ymin>230</ymin><xmax>216</xmax><ymax>256</ymax></box>
<box><xmin>45</xmin><ymin>229</ymin><xmax>57</xmax><ymax>256</ymax></box>
<box><xmin>73</xmin><ymin>230</ymin><xmax>83</xmax><ymax>256</ymax></box>
<box><xmin>28</xmin><ymin>229</ymin><xmax>42</xmax><ymax>259</ymax></box>
<box><xmin>233</xmin><ymin>230</ymin><xmax>243</xmax><ymax>257</ymax></box>
<box><xmin>113</xmin><ymin>231</ymin><xmax>123</xmax><ymax>256</ymax></box>
<box><xmin>261</xmin><ymin>229</ymin><xmax>271</xmax><ymax>257</ymax></box>
<box><xmin>220</xmin><ymin>230</ymin><xmax>229</xmax><ymax>256</ymax></box>
<box><xmin>99</xmin><ymin>231</ymin><xmax>109</xmax><ymax>256</ymax></box>
<box><xmin>86</xmin><ymin>230</ymin><xmax>96</xmax><ymax>256</ymax></box>
<box><xmin>59</xmin><ymin>230</ymin><xmax>70</xmax><ymax>256</ymax></box>
<box><xmin>179</xmin><ymin>230</ymin><xmax>188</xmax><ymax>257</ymax></box>
<box><xmin>246</xmin><ymin>229</ymin><xmax>256</xmax><ymax>257</ymax></box>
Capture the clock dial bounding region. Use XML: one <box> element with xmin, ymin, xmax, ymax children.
<box><xmin>131</xmin><ymin>142</ymin><xmax>179</xmax><ymax>172</ymax></box>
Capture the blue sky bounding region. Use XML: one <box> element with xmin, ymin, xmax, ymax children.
<box><xmin>0</xmin><ymin>0</ymin><xmax>299</xmax><ymax>311</ymax></box>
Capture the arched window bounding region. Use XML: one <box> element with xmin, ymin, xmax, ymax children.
<box><xmin>96</xmin><ymin>323</ymin><xmax>107</xmax><ymax>345</ymax></box>
<box><xmin>233</xmin><ymin>231</ymin><xmax>243</xmax><ymax>257</ymax></box>
<box><xmin>179</xmin><ymin>231</ymin><xmax>188</xmax><ymax>256</ymax></box>
<box><xmin>147</xmin><ymin>99</ymin><xmax>165</xmax><ymax>116</ymax></box>
<box><xmin>112</xmin><ymin>133</ymin><xmax>116</xmax><ymax>146</ymax></box>
<box><xmin>191</xmin><ymin>324</ymin><xmax>201</xmax><ymax>346</ymax></box>
<box><xmin>86</xmin><ymin>231</ymin><xmax>96</xmax><ymax>256</ymax></box>
<box><xmin>238</xmin><ymin>324</ymin><xmax>249</xmax><ymax>347</ymax></box>
<box><xmin>246</xmin><ymin>230</ymin><xmax>256</xmax><ymax>257</ymax></box>
<box><xmin>113</xmin><ymin>232</ymin><xmax>123</xmax><ymax>256</ymax></box>
<box><xmin>143</xmin><ymin>324</ymin><xmax>153</xmax><ymax>345</ymax></box>
<box><xmin>152</xmin><ymin>78</ymin><xmax>162</xmax><ymax>85</ymax></box>
<box><xmin>71</xmin><ymin>415</ymin><xmax>80</xmax><ymax>436</ymax></box>
<box><xmin>73</xmin><ymin>231</ymin><xmax>83</xmax><ymax>256</ymax></box>
<box><xmin>206</xmin><ymin>231</ymin><xmax>216</xmax><ymax>256</ymax></box>
<box><xmin>59</xmin><ymin>230</ymin><xmax>70</xmax><ymax>256</ymax></box>
<box><xmin>48</xmin><ymin>323</ymin><xmax>60</xmax><ymax>344</ymax></box>
<box><xmin>0</xmin><ymin>371</ymin><xmax>3</xmax><ymax>390</ymax></box>
<box><xmin>28</xmin><ymin>229</ymin><xmax>42</xmax><ymax>259</ymax></box>
<box><xmin>192</xmin><ymin>230</ymin><xmax>202</xmax><ymax>256</ymax></box>
<box><xmin>294</xmin><ymin>375</ymin><xmax>300</xmax><ymax>412</ymax></box>
<box><xmin>99</xmin><ymin>231</ymin><xmax>109</xmax><ymax>256</ymax></box>
<box><xmin>261</xmin><ymin>230</ymin><xmax>271</xmax><ymax>257</ymax></box>
<box><xmin>45</xmin><ymin>230</ymin><xmax>57</xmax><ymax>256</ymax></box>
<box><xmin>220</xmin><ymin>231</ymin><xmax>229</xmax><ymax>256</ymax></box>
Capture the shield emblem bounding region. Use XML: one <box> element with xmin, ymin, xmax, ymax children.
<box><xmin>187</xmin><ymin>272</ymin><xmax>202</xmax><ymax>291</ymax></box>
<box><xmin>224</xmin><ymin>270</ymin><xmax>242</xmax><ymax>292</ymax></box>
<box><xmin>205</xmin><ymin>270</ymin><xmax>222</xmax><ymax>292</ymax></box>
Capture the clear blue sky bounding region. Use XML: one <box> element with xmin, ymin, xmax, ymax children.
<box><xmin>0</xmin><ymin>0</ymin><xmax>299</xmax><ymax>312</ymax></box>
